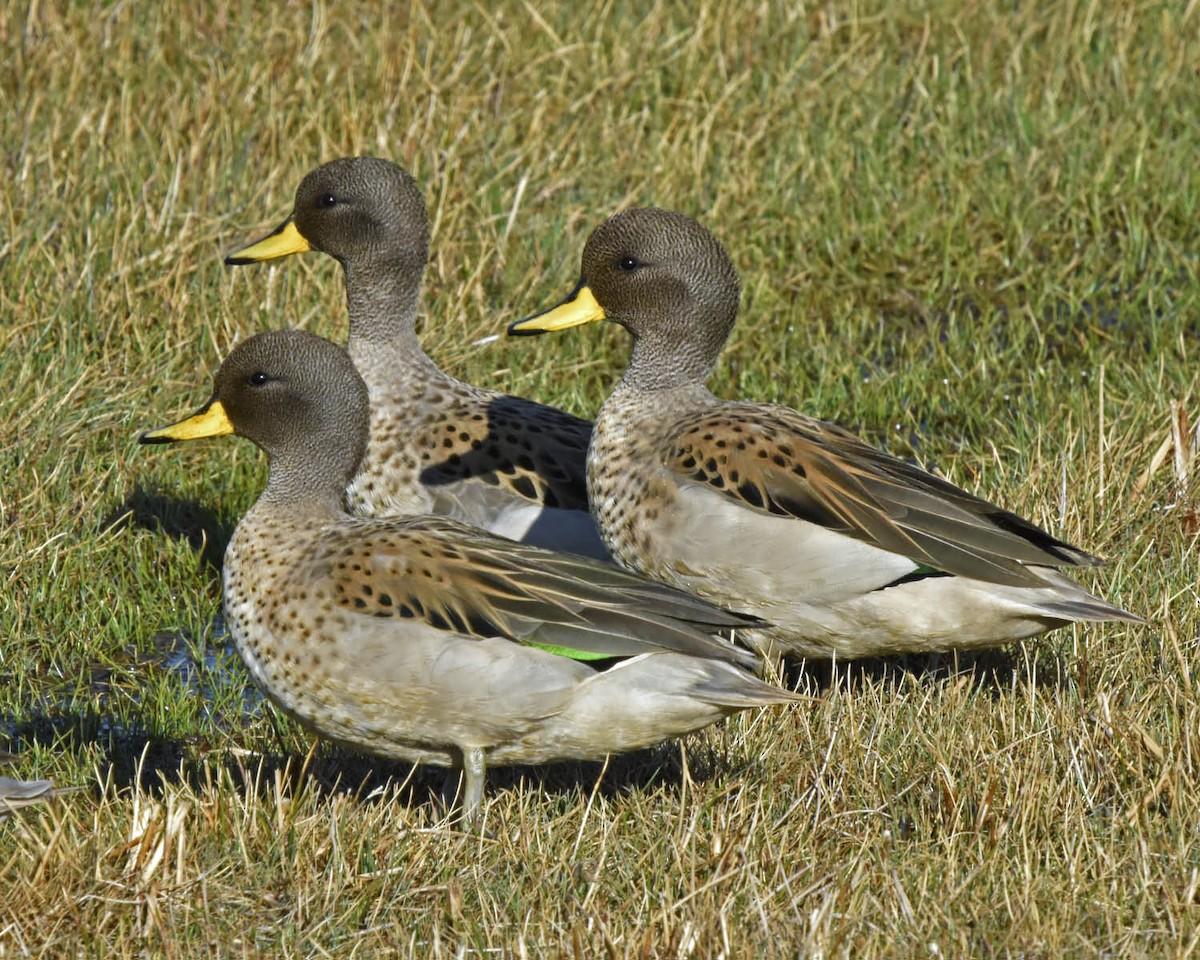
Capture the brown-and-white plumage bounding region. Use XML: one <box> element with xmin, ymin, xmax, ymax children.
<box><xmin>510</xmin><ymin>207</ymin><xmax>1143</xmax><ymax>658</ymax></box>
<box><xmin>226</xmin><ymin>158</ymin><xmax>606</xmax><ymax>558</ymax></box>
<box><xmin>140</xmin><ymin>330</ymin><xmax>797</xmax><ymax>828</ymax></box>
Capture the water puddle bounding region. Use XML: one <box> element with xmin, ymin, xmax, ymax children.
<box><xmin>146</xmin><ymin>615</ymin><xmax>267</xmax><ymax>726</ymax></box>
<box><xmin>1</xmin><ymin>615</ymin><xmax>265</xmax><ymax>748</ymax></box>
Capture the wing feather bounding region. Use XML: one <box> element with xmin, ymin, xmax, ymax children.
<box><xmin>660</xmin><ymin>404</ymin><xmax>1102</xmax><ymax>588</ymax></box>
<box><xmin>326</xmin><ymin>516</ymin><xmax>762</xmax><ymax>666</ymax></box>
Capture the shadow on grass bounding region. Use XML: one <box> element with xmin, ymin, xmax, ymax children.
<box><xmin>785</xmin><ymin>641</ymin><xmax>1077</xmax><ymax>699</ymax></box>
<box><xmin>102</xmin><ymin>484</ymin><xmax>237</xmax><ymax>575</ymax></box>
<box><xmin>0</xmin><ymin>705</ymin><xmax>713</xmax><ymax>822</ymax></box>
<box><xmin>0</xmin><ymin>637</ymin><xmax>1079</xmax><ymax>827</ymax></box>
<box><xmin>0</xmin><ymin>650</ymin><xmax>1072</xmax><ymax>824</ymax></box>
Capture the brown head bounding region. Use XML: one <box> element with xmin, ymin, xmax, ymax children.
<box><xmin>228</xmin><ymin>157</ymin><xmax>428</xmax><ymax>271</ymax></box>
<box><xmin>141</xmin><ymin>330</ymin><xmax>369</xmax><ymax>506</ymax></box>
<box><xmin>511</xmin><ymin>208</ymin><xmax>741</xmax><ymax>389</ymax></box>
<box><xmin>290</xmin><ymin>157</ymin><xmax>429</xmax><ymax>274</ymax></box>
<box><xmin>226</xmin><ymin>158</ymin><xmax>430</xmax><ymax>343</ymax></box>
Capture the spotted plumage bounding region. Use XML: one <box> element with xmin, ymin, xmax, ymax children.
<box><xmin>226</xmin><ymin>157</ymin><xmax>604</xmax><ymax>557</ymax></box>
<box><xmin>510</xmin><ymin>207</ymin><xmax>1143</xmax><ymax>659</ymax></box>
<box><xmin>139</xmin><ymin>330</ymin><xmax>797</xmax><ymax>828</ymax></box>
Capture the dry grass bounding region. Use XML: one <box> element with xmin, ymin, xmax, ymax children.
<box><xmin>2</xmin><ymin>0</ymin><xmax>1199</xmax><ymax>955</ymax></box>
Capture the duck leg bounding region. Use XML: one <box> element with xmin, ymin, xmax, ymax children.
<box><xmin>460</xmin><ymin>746</ymin><xmax>486</xmax><ymax>831</ymax></box>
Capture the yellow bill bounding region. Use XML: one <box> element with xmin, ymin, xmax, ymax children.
<box><xmin>224</xmin><ymin>218</ymin><xmax>311</xmax><ymax>265</ymax></box>
<box><xmin>139</xmin><ymin>399</ymin><xmax>234</xmax><ymax>444</ymax></box>
<box><xmin>508</xmin><ymin>283</ymin><xmax>607</xmax><ymax>336</ymax></box>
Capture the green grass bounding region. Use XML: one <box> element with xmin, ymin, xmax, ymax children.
<box><xmin>2</xmin><ymin>0</ymin><xmax>1199</xmax><ymax>954</ymax></box>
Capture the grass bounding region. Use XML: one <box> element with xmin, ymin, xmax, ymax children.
<box><xmin>2</xmin><ymin>0</ymin><xmax>1199</xmax><ymax>954</ymax></box>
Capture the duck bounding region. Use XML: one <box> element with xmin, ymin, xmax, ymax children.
<box><xmin>225</xmin><ymin>157</ymin><xmax>606</xmax><ymax>558</ymax></box>
<box><xmin>139</xmin><ymin>329</ymin><xmax>798</xmax><ymax>828</ymax></box>
<box><xmin>509</xmin><ymin>207</ymin><xmax>1143</xmax><ymax>659</ymax></box>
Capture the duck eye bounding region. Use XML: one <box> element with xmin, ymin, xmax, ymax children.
<box><xmin>618</xmin><ymin>256</ymin><xmax>640</xmax><ymax>272</ymax></box>
<box><xmin>319</xmin><ymin>193</ymin><xmax>338</xmax><ymax>208</ymax></box>
<box><xmin>248</xmin><ymin>372</ymin><xmax>271</xmax><ymax>387</ymax></box>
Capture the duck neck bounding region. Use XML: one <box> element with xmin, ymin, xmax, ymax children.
<box><xmin>607</xmin><ymin>359</ymin><xmax>719</xmax><ymax>422</ymax></box>
<box><xmin>343</xmin><ymin>258</ymin><xmax>425</xmax><ymax>353</ymax></box>
<box><xmin>258</xmin><ymin>434</ymin><xmax>361</xmax><ymax>513</ymax></box>
<box><xmin>622</xmin><ymin>331</ymin><xmax>720</xmax><ymax>394</ymax></box>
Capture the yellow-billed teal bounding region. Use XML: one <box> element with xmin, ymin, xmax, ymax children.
<box><xmin>510</xmin><ymin>208</ymin><xmax>1143</xmax><ymax>659</ymax></box>
<box><xmin>140</xmin><ymin>329</ymin><xmax>798</xmax><ymax>827</ymax></box>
